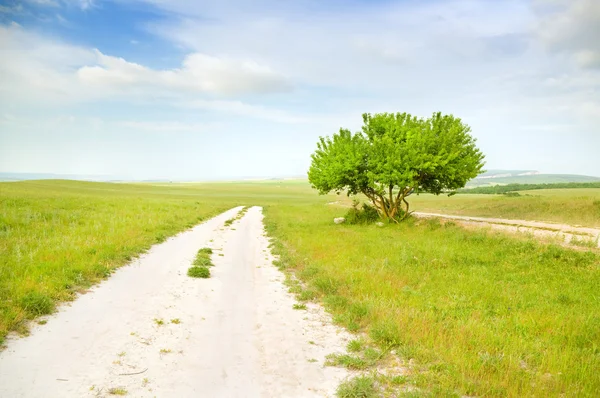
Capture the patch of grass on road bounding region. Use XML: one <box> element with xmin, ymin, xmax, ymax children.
<box><xmin>264</xmin><ymin>203</ymin><xmax>600</xmax><ymax>397</ymax></box>
<box><xmin>224</xmin><ymin>206</ymin><xmax>249</xmax><ymax>227</ymax></box>
<box><xmin>187</xmin><ymin>266</ymin><xmax>210</xmax><ymax>278</ymax></box>
<box><xmin>193</xmin><ymin>248</ymin><xmax>215</xmax><ymax>267</ymax></box>
<box><xmin>188</xmin><ymin>247</ymin><xmax>215</xmax><ymax>278</ymax></box>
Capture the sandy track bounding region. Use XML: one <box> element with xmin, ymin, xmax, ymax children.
<box><xmin>0</xmin><ymin>206</ymin><xmax>350</xmax><ymax>397</ymax></box>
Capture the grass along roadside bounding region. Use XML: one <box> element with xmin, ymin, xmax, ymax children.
<box><xmin>263</xmin><ymin>203</ymin><xmax>600</xmax><ymax>397</ymax></box>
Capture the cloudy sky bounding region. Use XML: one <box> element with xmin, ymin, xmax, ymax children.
<box><xmin>0</xmin><ymin>0</ymin><xmax>599</xmax><ymax>180</ymax></box>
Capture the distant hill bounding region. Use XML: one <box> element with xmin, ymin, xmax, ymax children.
<box><xmin>0</xmin><ymin>172</ymin><xmax>118</xmax><ymax>182</ymax></box>
<box><xmin>466</xmin><ymin>170</ymin><xmax>600</xmax><ymax>188</ymax></box>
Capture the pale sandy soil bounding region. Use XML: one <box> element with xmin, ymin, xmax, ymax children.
<box><xmin>0</xmin><ymin>207</ymin><xmax>351</xmax><ymax>397</ymax></box>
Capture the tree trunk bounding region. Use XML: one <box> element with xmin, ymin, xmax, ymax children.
<box><xmin>362</xmin><ymin>186</ymin><xmax>413</xmax><ymax>223</ymax></box>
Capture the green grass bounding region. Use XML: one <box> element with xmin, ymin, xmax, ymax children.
<box><xmin>264</xmin><ymin>202</ymin><xmax>600</xmax><ymax>397</ymax></box>
<box><xmin>193</xmin><ymin>248</ymin><xmax>214</xmax><ymax>267</ymax></box>
<box><xmin>187</xmin><ymin>266</ymin><xmax>210</xmax><ymax>278</ymax></box>
<box><xmin>224</xmin><ymin>206</ymin><xmax>249</xmax><ymax>226</ymax></box>
<box><xmin>108</xmin><ymin>387</ymin><xmax>128</xmax><ymax>396</ymax></box>
<box><xmin>198</xmin><ymin>247</ymin><xmax>213</xmax><ymax>255</ymax></box>
<box><xmin>336</xmin><ymin>376</ymin><xmax>379</xmax><ymax>398</ymax></box>
<box><xmin>570</xmin><ymin>236</ymin><xmax>598</xmax><ymax>249</ymax></box>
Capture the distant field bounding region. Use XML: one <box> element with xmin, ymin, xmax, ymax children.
<box><xmin>466</xmin><ymin>173</ymin><xmax>600</xmax><ymax>187</ymax></box>
<box><xmin>410</xmin><ymin>188</ymin><xmax>600</xmax><ymax>227</ymax></box>
<box><xmin>461</xmin><ymin>182</ymin><xmax>600</xmax><ymax>194</ymax></box>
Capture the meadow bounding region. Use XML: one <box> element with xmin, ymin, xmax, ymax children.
<box><xmin>1</xmin><ymin>179</ymin><xmax>599</xmax><ymax>396</ymax></box>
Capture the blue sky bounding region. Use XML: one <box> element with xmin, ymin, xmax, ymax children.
<box><xmin>1</xmin><ymin>0</ymin><xmax>599</xmax><ymax>180</ymax></box>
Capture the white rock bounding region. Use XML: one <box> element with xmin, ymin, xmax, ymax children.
<box><xmin>376</xmin><ymin>222</ymin><xmax>385</xmax><ymax>227</ymax></box>
<box><xmin>334</xmin><ymin>217</ymin><xmax>346</xmax><ymax>224</ymax></box>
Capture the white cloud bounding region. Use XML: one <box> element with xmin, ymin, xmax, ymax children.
<box><xmin>2</xmin><ymin>0</ymin><xmax>600</xmax><ymax>177</ymax></box>
<box><xmin>186</xmin><ymin>99</ymin><xmax>306</xmax><ymax>124</ymax></box>
<box><xmin>119</xmin><ymin>120</ymin><xmax>218</xmax><ymax>133</ymax></box>
<box><xmin>0</xmin><ymin>23</ymin><xmax>291</xmax><ymax>110</ymax></box>
<box><xmin>534</xmin><ymin>0</ymin><xmax>600</xmax><ymax>69</ymax></box>
<box><xmin>574</xmin><ymin>50</ymin><xmax>600</xmax><ymax>69</ymax></box>
<box><xmin>77</xmin><ymin>50</ymin><xmax>291</xmax><ymax>96</ymax></box>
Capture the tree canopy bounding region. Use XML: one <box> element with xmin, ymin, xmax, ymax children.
<box><xmin>308</xmin><ymin>112</ymin><xmax>485</xmax><ymax>222</ymax></box>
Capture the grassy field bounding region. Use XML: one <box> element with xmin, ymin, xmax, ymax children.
<box><xmin>409</xmin><ymin>188</ymin><xmax>600</xmax><ymax>228</ymax></box>
<box><xmin>265</xmin><ymin>203</ymin><xmax>600</xmax><ymax>397</ymax></box>
<box><xmin>466</xmin><ymin>173</ymin><xmax>600</xmax><ymax>187</ymax></box>
<box><xmin>2</xmin><ymin>179</ymin><xmax>600</xmax><ymax>396</ymax></box>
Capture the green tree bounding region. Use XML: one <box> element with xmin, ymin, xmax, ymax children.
<box><xmin>308</xmin><ymin>112</ymin><xmax>485</xmax><ymax>222</ymax></box>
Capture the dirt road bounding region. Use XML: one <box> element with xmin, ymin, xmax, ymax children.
<box><xmin>414</xmin><ymin>212</ymin><xmax>600</xmax><ymax>248</ymax></box>
<box><xmin>0</xmin><ymin>207</ymin><xmax>350</xmax><ymax>397</ymax></box>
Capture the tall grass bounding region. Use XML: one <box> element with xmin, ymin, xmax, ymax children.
<box><xmin>264</xmin><ymin>203</ymin><xmax>600</xmax><ymax>396</ymax></box>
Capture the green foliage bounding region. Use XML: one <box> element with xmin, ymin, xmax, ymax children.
<box><xmin>308</xmin><ymin>112</ymin><xmax>485</xmax><ymax>222</ymax></box>
<box><xmin>187</xmin><ymin>266</ymin><xmax>210</xmax><ymax>278</ymax></box>
<box><xmin>344</xmin><ymin>200</ymin><xmax>381</xmax><ymax>225</ymax></box>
